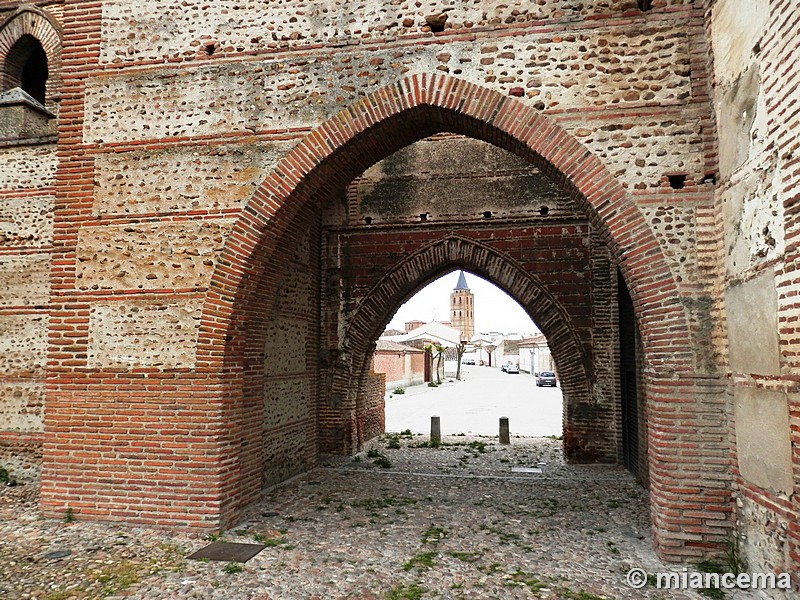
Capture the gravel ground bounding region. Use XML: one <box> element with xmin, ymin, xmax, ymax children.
<box><xmin>1</xmin><ymin>435</ymin><xmax>763</xmax><ymax>600</ymax></box>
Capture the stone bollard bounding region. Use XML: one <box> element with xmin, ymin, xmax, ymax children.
<box><xmin>430</xmin><ymin>415</ymin><xmax>441</xmax><ymax>446</ymax></box>
<box><xmin>499</xmin><ymin>416</ymin><xmax>510</xmax><ymax>445</ymax></box>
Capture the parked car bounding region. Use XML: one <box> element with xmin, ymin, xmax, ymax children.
<box><xmin>463</xmin><ymin>357</ymin><xmax>476</xmax><ymax>365</ymax></box>
<box><xmin>536</xmin><ymin>371</ymin><xmax>557</xmax><ymax>387</ymax></box>
<box><xmin>505</xmin><ymin>363</ymin><xmax>519</xmax><ymax>374</ymax></box>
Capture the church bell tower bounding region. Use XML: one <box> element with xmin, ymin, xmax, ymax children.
<box><xmin>450</xmin><ymin>271</ymin><xmax>474</xmax><ymax>340</ymax></box>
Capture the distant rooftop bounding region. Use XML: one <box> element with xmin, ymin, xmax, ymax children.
<box><xmin>454</xmin><ymin>271</ymin><xmax>469</xmax><ymax>290</ymax></box>
<box><xmin>381</xmin><ymin>328</ymin><xmax>407</xmax><ymax>337</ymax></box>
<box><xmin>375</xmin><ymin>339</ymin><xmax>424</xmax><ymax>353</ymax></box>
<box><xmin>518</xmin><ymin>333</ymin><xmax>548</xmax><ymax>347</ymax></box>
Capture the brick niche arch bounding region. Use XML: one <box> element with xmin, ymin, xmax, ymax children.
<box><xmin>336</xmin><ymin>233</ymin><xmax>593</xmax><ymax>451</ymax></box>
<box><xmin>0</xmin><ymin>7</ymin><xmax>62</xmax><ymax>106</ymax></box>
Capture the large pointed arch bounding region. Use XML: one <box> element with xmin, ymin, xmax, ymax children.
<box><xmin>198</xmin><ymin>74</ymin><xmax>692</xmax><ymax>376</ymax></box>
<box><xmin>193</xmin><ymin>74</ymin><xmax>717</xmax><ymax>558</ymax></box>
<box><xmin>344</xmin><ymin>233</ymin><xmax>591</xmax><ymax>396</ymax></box>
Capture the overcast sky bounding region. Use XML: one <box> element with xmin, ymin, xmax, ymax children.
<box><xmin>386</xmin><ymin>270</ymin><xmax>539</xmax><ymax>335</ymax></box>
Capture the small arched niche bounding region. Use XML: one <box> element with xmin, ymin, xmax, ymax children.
<box><xmin>0</xmin><ymin>9</ymin><xmax>61</xmax><ymax>141</ymax></box>
<box><xmin>4</xmin><ymin>34</ymin><xmax>49</xmax><ymax>104</ymax></box>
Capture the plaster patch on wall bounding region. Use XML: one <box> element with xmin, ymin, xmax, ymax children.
<box><xmin>100</xmin><ymin>0</ymin><xmax>693</xmax><ymax>63</ymax></box>
<box><xmin>0</xmin><ymin>145</ymin><xmax>57</xmax><ymax>190</ymax></box>
<box><xmin>263</xmin><ymin>377</ymin><xmax>312</xmax><ymax>429</ymax></box>
<box><xmin>0</xmin><ymin>254</ymin><xmax>51</xmax><ymax>307</ymax></box>
<box><xmin>0</xmin><ymin>196</ymin><xmax>54</xmax><ymax>247</ymax></box>
<box><xmin>264</xmin><ymin>317</ymin><xmax>309</xmax><ymax>376</ymax></box>
<box><xmin>715</xmin><ymin>65</ymin><xmax>768</xmax><ymax>179</ymax></box>
<box><xmin>726</xmin><ymin>270</ymin><xmax>780</xmax><ymax>376</ymax></box>
<box><xmin>0</xmin><ymin>381</ymin><xmax>44</xmax><ymax>431</ymax></box>
<box><xmin>93</xmin><ymin>144</ymin><xmax>288</xmax><ymax>215</ymax></box>
<box><xmin>87</xmin><ymin>298</ymin><xmax>203</xmax><ymax>370</ymax></box>
<box><xmin>0</xmin><ymin>315</ymin><xmax>47</xmax><ymax>377</ymax></box>
<box><xmin>75</xmin><ymin>220</ymin><xmax>234</xmax><ymax>291</ymax></box>
<box><xmin>734</xmin><ymin>387</ymin><xmax>793</xmax><ymax>496</ymax></box>
<box><xmin>85</xmin><ymin>25</ymin><xmax>691</xmax><ymax>144</ymax></box>
<box><xmin>711</xmin><ymin>0</ymin><xmax>769</xmax><ymax>84</ymax></box>
<box><xmin>722</xmin><ymin>155</ymin><xmax>783</xmax><ymax>277</ymax></box>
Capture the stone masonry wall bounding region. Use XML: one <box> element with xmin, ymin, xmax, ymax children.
<box><xmin>710</xmin><ymin>0</ymin><xmax>800</xmax><ymax>588</ymax></box>
<box><xmin>0</xmin><ymin>139</ymin><xmax>55</xmax><ymax>482</ymax></box>
<box><xmin>85</xmin><ymin>21</ymin><xmax>698</xmax><ymax>142</ymax></box>
<box><xmin>0</xmin><ymin>0</ymin><xmax>755</xmax><ymax>570</ymax></box>
<box><xmin>97</xmin><ymin>0</ymin><xmax>694</xmax><ymax>64</ymax></box>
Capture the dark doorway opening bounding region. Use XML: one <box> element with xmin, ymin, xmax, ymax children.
<box><xmin>4</xmin><ymin>35</ymin><xmax>48</xmax><ymax>104</ymax></box>
<box><xmin>618</xmin><ymin>271</ymin><xmax>642</xmax><ymax>481</ymax></box>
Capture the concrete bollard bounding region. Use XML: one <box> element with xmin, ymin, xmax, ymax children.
<box><xmin>430</xmin><ymin>415</ymin><xmax>441</xmax><ymax>446</ymax></box>
<box><xmin>499</xmin><ymin>416</ymin><xmax>510</xmax><ymax>445</ymax></box>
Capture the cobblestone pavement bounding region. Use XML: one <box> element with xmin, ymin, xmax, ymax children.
<box><xmin>1</xmin><ymin>435</ymin><xmax>763</xmax><ymax>599</ymax></box>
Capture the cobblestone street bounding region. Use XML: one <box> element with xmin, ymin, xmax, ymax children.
<box><xmin>1</xmin><ymin>435</ymin><xmax>759</xmax><ymax>600</ymax></box>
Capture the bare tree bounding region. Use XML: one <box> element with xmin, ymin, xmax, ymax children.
<box><xmin>483</xmin><ymin>343</ymin><xmax>497</xmax><ymax>367</ymax></box>
<box><xmin>455</xmin><ymin>341</ymin><xmax>467</xmax><ymax>380</ymax></box>
<box><xmin>423</xmin><ymin>342</ymin><xmax>447</xmax><ymax>384</ymax></box>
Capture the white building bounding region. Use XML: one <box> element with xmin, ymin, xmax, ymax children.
<box><xmin>518</xmin><ymin>333</ymin><xmax>554</xmax><ymax>375</ymax></box>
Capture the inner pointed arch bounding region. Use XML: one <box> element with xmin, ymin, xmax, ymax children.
<box><xmin>345</xmin><ymin>234</ymin><xmax>592</xmax><ymax>402</ymax></box>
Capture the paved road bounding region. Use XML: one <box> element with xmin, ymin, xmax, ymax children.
<box><xmin>385</xmin><ymin>364</ymin><xmax>563</xmax><ymax>437</ymax></box>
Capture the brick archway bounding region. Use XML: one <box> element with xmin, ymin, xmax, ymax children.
<box><xmin>201</xmin><ymin>74</ymin><xmax>691</xmax><ymax>376</ymax></box>
<box><xmin>196</xmin><ymin>73</ymin><xmax>727</xmax><ymax>559</ymax></box>
<box><xmin>336</xmin><ymin>233</ymin><xmax>592</xmax><ymax>450</ymax></box>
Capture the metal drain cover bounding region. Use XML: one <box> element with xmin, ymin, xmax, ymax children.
<box><xmin>187</xmin><ymin>542</ymin><xmax>266</xmax><ymax>563</ymax></box>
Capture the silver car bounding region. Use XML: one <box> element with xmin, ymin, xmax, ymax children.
<box><xmin>536</xmin><ymin>371</ymin><xmax>557</xmax><ymax>387</ymax></box>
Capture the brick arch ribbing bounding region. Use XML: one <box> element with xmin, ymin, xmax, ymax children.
<box><xmin>199</xmin><ymin>74</ymin><xmax>692</xmax><ymax>379</ymax></box>
<box><xmin>345</xmin><ymin>233</ymin><xmax>590</xmax><ymax>391</ymax></box>
<box><xmin>337</xmin><ymin>234</ymin><xmax>593</xmax><ymax>448</ymax></box>
<box><xmin>0</xmin><ymin>8</ymin><xmax>62</xmax><ymax>104</ymax></box>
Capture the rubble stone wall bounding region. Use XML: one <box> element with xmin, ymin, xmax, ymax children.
<box><xmin>0</xmin><ymin>145</ymin><xmax>55</xmax><ymax>483</ymax></box>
